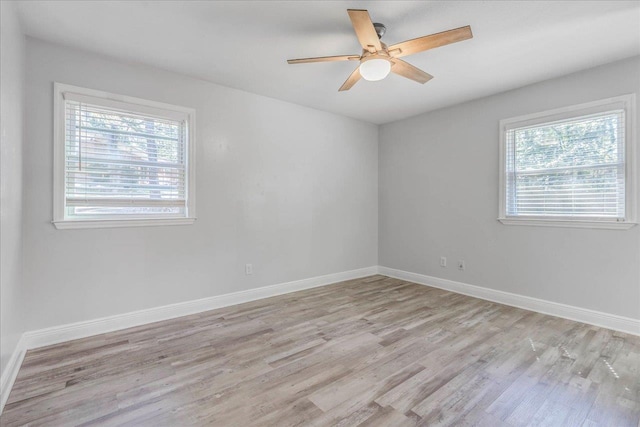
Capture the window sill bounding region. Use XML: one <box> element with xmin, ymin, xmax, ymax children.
<box><xmin>498</xmin><ymin>218</ymin><xmax>636</xmax><ymax>230</ymax></box>
<box><xmin>53</xmin><ymin>217</ymin><xmax>196</xmax><ymax>230</ymax></box>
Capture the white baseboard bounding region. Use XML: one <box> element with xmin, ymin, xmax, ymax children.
<box><xmin>0</xmin><ymin>265</ymin><xmax>377</xmax><ymax>414</ymax></box>
<box><xmin>378</xmin><ymin>266</ymin><xmax>640</xmax><ymax>336</ymax></box>
<box><xmin>21</xmin><ymin>266</ymin><xmax>378</xmax><ymax>350</ymax></box>
<box><xmin>3</xmin><ymin>264</ymin><xmax>636</xmax><ymax>415</ymax></box>
<box><xmin>0</xmin><ymin>336</ymin><xmax>26</xmax><ymax>415</ymax></box>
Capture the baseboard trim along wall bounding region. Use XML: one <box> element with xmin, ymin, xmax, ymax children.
<box><xmin>0</xmin><ymin>337</ymin><xmax>27</xmax><ymax>415</ymax></box>
<box><xmin>0</xmin><ymin>265</ymin><xmax>377</xmax><ymax>414</ymax></box>
<box><xmin>377</xmin><ymin>266</ymin><xmax>640</xmax><ymax>336</ymax></box>
<box><xmin>3</xmin><ymin>265</ymin><xmax>638</xmax><ymax>414</ymax></box>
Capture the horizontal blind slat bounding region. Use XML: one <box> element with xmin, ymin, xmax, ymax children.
<box><xmin>65</xmin><ymin>124</ymin><xmax>181</xmax><ymax>143</ymax></box>
<box><xmin>66</xmin><ymin>198</ymin><xmax>185</xmax><ymax>207</ymax></box>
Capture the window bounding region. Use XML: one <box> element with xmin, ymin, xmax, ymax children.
<box><xmin>53</xmin><ymin>83</ymin><xmax>196</xmax><ymax>229</ymax></box>
<box><xmin>499</xmin><ymin>95</ymin><xmax>636</xmax><ymax>229</ymax></box>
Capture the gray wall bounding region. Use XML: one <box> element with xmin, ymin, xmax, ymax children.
<box><xmin>379</xmin><ymin>56</ymin><xmax>640</xmax><ymax>320</ymax></box>
<box><xmin>22</xmin><ymin>39</ymin><xmax>378</xmax><ymax>332</ymax></box>
<box><xmin>7</xmin><ymin>33</ymin><xmax>638</xmax><ymax>364</ymax></box>
<box><xmin>1</xmin><ymin>1</ymin><xmax>25</xmax><ymax>376</ymax></box>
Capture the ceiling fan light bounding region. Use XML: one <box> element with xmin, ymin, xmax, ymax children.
<box><xmin>359</xmin><ymin>58</ymin><xmax>391</xmax><ymax>81</ymax></box>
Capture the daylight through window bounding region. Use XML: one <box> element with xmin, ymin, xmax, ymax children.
<box><xmin>54</xmin><ymin>84</ymin><xmax>196</xmax><ymax>228</ymax></box>
<box><xmin>499</xmin><ymin>95</ymin><xmax>636</xmax><ymax>228</ymax></box>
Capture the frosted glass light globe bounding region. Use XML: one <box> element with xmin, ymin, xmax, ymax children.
<box><xmin>359</xmin><ymin>58</ymin><xmax>391</xmax><ymax>81</ymax></box>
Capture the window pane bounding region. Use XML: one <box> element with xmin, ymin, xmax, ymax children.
<box><xmin>506</xmin><ymin>110</ymin><xmax>625</xmax><ymax>219</ymax></box>
<box><xmin>64</xmin><ymin>100</ymin><xmax>187</xmax><ymax>218</ymax></box>
<box><xmin>514</xmin><ymin>113</ymin><xmax>621</xmax><ymax>171</ymax></box>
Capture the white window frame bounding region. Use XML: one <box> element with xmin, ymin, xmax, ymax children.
<box><xmin>498</xmin><ymin>94</ymin><xmax>637</xmax><ymax>230</ymax></box>
<box><xmin>53</xmin><ymin>83</ymin><xmax>197</xmax><ymax>229</ymax></box>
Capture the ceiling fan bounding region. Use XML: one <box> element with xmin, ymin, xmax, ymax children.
<box><xmin>287</xmin><ymin>9</ymin><xmax>473</xmax><ymax>91</ymax></box>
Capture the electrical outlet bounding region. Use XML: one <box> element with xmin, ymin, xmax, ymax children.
<box><xmin>440</xmin><ymin>257</ymin><xmax>447</xmax><ymax>267</ymax></box>
<box><xmin>458</xmin><ymin>260</ymin><xmax>465</xmax><ymax>271</ymax></box>
<box><xmin>245</xmin><ymin>263</ymin><xmax>253</xmax><ymax>275</ymax></box>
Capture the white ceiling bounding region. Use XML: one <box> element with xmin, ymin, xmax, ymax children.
<box><xmin>16</xmin><ymin>1</ymin><xmax>640</xmax><ymax>124</ymax></box>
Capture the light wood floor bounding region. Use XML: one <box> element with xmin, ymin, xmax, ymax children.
<box><xmin>2</xmin><ymin>276</ymin><xmax>639</xmax><ymax>426</ymax></box>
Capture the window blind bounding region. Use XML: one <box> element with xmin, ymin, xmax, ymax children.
<box><xmin>64</xmin><ymin>99</ymin><xmax>187</xmax><ymax>218</ymax></box>
<box><xmin>505</xmin><ymin>110</ymin><xmax>625</xmax><ymax>219</ymax></box>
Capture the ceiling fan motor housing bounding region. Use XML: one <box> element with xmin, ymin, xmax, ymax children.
<box><xmin>373</xmin><ymin>23</ymin><xmax>386</xmax><ymax>39</ymax></box>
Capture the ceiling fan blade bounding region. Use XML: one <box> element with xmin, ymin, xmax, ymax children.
<box><xmin>391</xmin><ymin>59</ymin><xmax>433</xmax><ymax>84</ymax></box>
<box><xmin>287</xmin><ymin>55</ymin><xmax>360</xmax><ymax>64</ymax></box>
<box><xmin>389</xmin><ymin>26</ymin><xmax>472</xmax><ymax>58</ymax></box>
<box><xmin>347</xmin><ymin>9</ymin><xmax>382</xmax><ymax>52</ymax></box>
<box><xmin>339</xmin><ymin>67</ymin><xmax>362</xmax><ymax>91</ymax></box>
